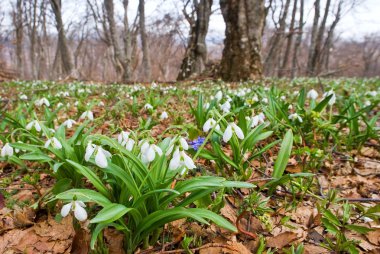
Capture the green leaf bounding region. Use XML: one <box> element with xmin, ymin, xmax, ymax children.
<box><xmin>56</xmin><ymin>189</ymin><xmax>111</xmax><ymax>206</ymax></box>
<box><xmin>20</xmin><ymin>152</ymin><xmax>52</xmax><ymax>162</ymax></box>
<box><xmin>345</xmin><ymin>224</ymin><xmax>374</xmax><ymax>234</ymax></box>
<box><xmin>272</xmin><ymin>129</ymin><xmax>293</xmax><ymax>178</ymax></box>
<box><xmin>323</xmin><ymin>210</ymin><xmax>342</xmax><ymax>226</ymax></box>
<box><xmin>90</xmin><ymin>203</ymin><xmax>134</xmax><ymax>224</ymax></box>
<box><xmin>52</xmin><ymin>178</ymin><xmax>72</xmax><ymax>195</ymax></box>
<box><xmin>314</xmin><ymin>94</ymin><xmax>333</xmax><ymax>112</ymax></box>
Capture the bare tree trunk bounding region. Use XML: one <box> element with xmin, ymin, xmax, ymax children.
<box><xmin>122</xmin><ymin>0</ymin><xmax>132</xmax><ymax>81</ymax></box>
<box><xmin>264</xmin><ymin>0</ymin><xmax>291</xmax><ymax>76</ymax></box>
<box><xmin>279</xmin><ymin>0</ymin><xmax>297</xmax><ymax>77</ymax></box>
<box><xmin>291</xmin><ymin>0</ymin><xmax>304</xmax><ymax>78</ymax></box>
<box><xmin>139</xmin><ymin>0</ymin><xmax>151</xmax><ymax>81</ymax></box>
<box><xmin>50</xmin><ymin>0</ymin><xmax>74</xmax><ymax>77</ymax></box>
<box><xmin>306</xmin><ymin>0</ymin><xmax>320</xmax><ymax>76</ymax></box>
<box><xmin>219</xmin><ymin>0</ymin><xmax>265</xmax><ymax>81</ymax></box>
<box><xmin>13</xmin><ymin>0</ymin><xmax>23</xmax><ymax>77</ymax></box>
<box><xmin>177</xmin><ymin>0</ymin><xmax>212</xmax><ymax>80</ymax></box>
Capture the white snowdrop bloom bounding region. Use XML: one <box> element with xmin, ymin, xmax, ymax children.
<box><xmin>35</xmin><ymin>98</ymin><xmax>50</xmax><ymax>107</ymax></box>
<box><xmin>250</xmin><ymin>113</ymin><xmax>265</xmax><ymax>128</ymax></box>
<box><xmin>62</xmin><ymin>91</ymin><xmax>69</xmax><ymax>97</ymax></box>
<box><xmin>56</xmin><ymin>102</ymin><xmax>64</xmax><ymax>108</ymax></box>
<box><xmin>264</xmin><ymin>87</ymin><xmax>270</xmax><ymax>91</ymax></box>
<box><xmin>117</xmin><ymin>131</ymin><xmax>135</xmax><ymax>151</ymax></box>
<box><xmin>80</xmin><ymin>111</ymin><xmax>94</xmax><ymax>121</ymax></box>
<box><xmin>223</xmin><ymin>123</ymin><xmax>244</xmax><ymax>142</ymax></box>
<box><xmin>44</xmin><ymin>137</ymin><xmax>62</xmax><ymax>149</ymax></box>
<box><xmin>1</xmin><ymin>143</ymin><xmax>14</xmax><ymax>157</ymax></box>
<box><xmin>203</xmin><ymin>102</ymin><xmax>210</xmax><ymax>110</ymax></box>
<box><xmin>74</xmin><ymin>101</ymin><xmax>79</xmax><ymax>106</ymax></box>
<box><xmin>220</xmin><ymin>101</ymin><xmax>231</xmax><ymax>113</ymax></box>
<box><xmin>160</xmin><ymin>111</ymin><xmax>168</xmax><ymax>120</ymax></box>
<box><xmin>262</xmin><ymin>98</ymin><xmax>268</xmax><ymax>104</ymax></box>
<box><xmin>20</xmin><ymin>94</ymin><xmax>28</xmax><ymax>100</ymax></box>
<box><xmin>288</xmin><ymin>104</ymin><xmax>293</xmax><ymax>110</ymax></box>
<box><xmin>363</xmin><ymin>217</ymin><xmax>374</xmax><ymax>223</ymax></box>
<box><xmin>144</xmin><ymin>103</ymin><xmax>153</xmax><ymax>110</ymax></box>
<box><xmin>62</xmin><ymin>119</ymin><xmax>77</xmax><ymax>129</ymax></box>
<box><xmin>179</xmin><ymin>137</ymin><xmax>189</xmax><ymax>150</ymax></box>
<box><xmin>140</xmin><ymin>141</ymin><xmax>163</xmax><ymax>163</ymax></box>
<box><xmin>26</xmin><ymin>120</ymin><xmax>42</xmax><ymax>132</ymax></box>
<box><xmin>323</xmin><ymin>90</ymin><xmax>336</xmax><ymax>105</ymax></box>
<box><xmin>203</xmin><ymin>118</ymin><xmax>220</xmax><ymax>132</ymax></box>
<box><xmin>98</xmin><ymin>101</ymin><xmax>105</xmax><ymax>107</ymax></box>
<box><xmin>252</xmin><ymin>95</ymin><xmax>259</xmax><ymax>102</ymax></box>
<box><xmin>101</xmin><ymin>92</ymin><xmax>106</xmax><ymax>96</ymax></box>
<box><xmin>289</xmin><ymin>113</ymin><xmax>303</xmax><ymax>123</ymax></box>
<box><xmin>61</xmin><ymin>200</ymin><xmax>87</xmax><ymax>221</ymax></box>
<box><xmin>307</xmin><ymin>89</ymin><xmax>319</xmax><ymax>100</ymax></box>
<box><xmin>169</xmin><ymin>148</ymin><xmax>196</xmax><ymax>174</ymax></box>
<box><xmin>280</xmin><ymin>95</ymin><xmax>286</xmax><ymax>101</ymax></box>
<box><xmin>85</xmin><ymin>143</ymin><xmax>112</xmax><ymax>168</ymax></box>
<box><xmin>151</xmin><ymin>82</ymin><xmax>158</xmax><ymax>88</ymax></box>
<box><xmin>293</xmin><ymin>91</ymin><xmax>299</xmax><ymax>96</ymax></box>
<box><xmin>367</xmin><ymin>91</ymin><xmax>377</xmax><ymax>97</ymax></box>
<box><xmin>364</xmin><ymin>100</ymin><xmax>371</xmax><ymax>106</ymax></box>
<box><xmin>215</xmin><ymin>91</ymin><xmax>223</xmax><ymax>101</ymax></box>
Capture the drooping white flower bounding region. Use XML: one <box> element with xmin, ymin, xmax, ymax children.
<box><xmin>35</xmin><ymin>98</ymin><xmax>50</xmax><ymax>107</ymax></box>
<box><xmin>223</xmin><ymin>123</ymin><xmax>244</xmax><ymax>142</ymax></box>
<box><xmin>61</xmin><ymin>200</ymin><xmax>87</xmax><ymax>221</ymax></box>
<box><xmin>160</xmin><ymin>111</ymin><xmax>168</xmax><ymax>120</ymax></box>
<box><xmin>98</xmin><ymin>101</ymin><xmax>105</xmax><ymax>107</ymax></box>
<box><xmin>140</xmin><ymin>141</ymin><xmax>163</xmax><ymax>163</ymax></box>
<box><xmin>62</xmin><ymin>119</ymin><xmax>77</xmax><ymax>129</ymax></box>
<box><xmin>20</xmin><ymin>94</ymin><xmax>28</xmax><ymax>100</ymax></box>
<box><xmin>117</xmin><ymin>131</ymin><xmax>135</xmax><ymax>151</ymax></box>
<box><xmin>144</xmin><ymin>103</ymin><xmax>153</xmax><ymax>110</ymax></box>
<box><xmin>367</xmin><ymin>91</ymin><xmax>377</xmax><ymax>97</ymax></box>
<box><xmin>203</xmin><ymin>102</ymin><xmax>210</xmax><ymax>110</ymax></box>
<box><xmin>220</xmin><ymin>101</ymin><xmax>231</xmax><ymax>113</ymax></box>
<box><xmin>179</xmin><ymin>137</ymin><xmax>189</xmax><ymax>150</ymax></box>
<box><xmin>1</xmin><ymin>143</ymin><xmax>14</xmax><ymax>157</ymax></box>
<box><xmin>364</xmin><ymin>100</ymin><xmax>371</xmax><ymax>106</ymax></box>
<box><xmin>203</xmin><ymin>118</ymin><xmax>220</xmax><ymax>132</ymax></box>
<box><xmin>307</xmin><ymin>89</ymin><xmax>319</xmax><ymax>100</ymax></box>
<box><xmin>56</xmin><ymin>102</ymin><xmax>64</xmax><ymax>108</ymax></box>
<box><xmin>323</xmin><ymin>90</ymin><xmax>336</xmax><ymax>105</ymax></box>
<box><xmin>280</xmin><ymin>95</ymin><xmax>286</xmax><ymax>101</ymax></box>
<box><xmin>79</xmin><ymin>111</ymin><xmax>94</xmax><ymax>121</ymax></box>
<box><xmin>215</xmin><ymin>91</ymin><xmax>223</xmax><ymax>101</ymax></box>
<box><xmin>85</xmin><ymin>142</ymin><xmax>111</xmax><ymax>168</ymax></box>
<box><xmin>169</xmin><ymin>148</ymin><xmax>196</xmax><ymax>174</ymax></box>
<box><xmin>289</xmin><ymin>113</ymin><xmax>303</xmax><ymax>123</ymax></box>
<box><xmin>44</xmin><ymin>137</ymin><xmax>62</xmax><ymax>149</ymax></box>
<box><xmin>250</xmin><ymin>113</ymin><xmax>265</xmax><ymax>128</ymax></box>
<box><xmin>26</xmin><ymin>120</ymin><xmax>42</xmax><ymax>132</ymax></box>
<box><xmin>262</xmin><ymin>98</ymin><xmax>268</xmax><ymax>104</ymax></box>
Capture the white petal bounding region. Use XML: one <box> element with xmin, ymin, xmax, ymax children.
<box><xmin>182</xmin><ymin>152</ymin><xmax>196</xmax><ymax>169</ymax></box>
<box><xmin>233</xmin><ymin>124</ymin><xmax>245</xmax><ymax>139</ymax></box>
<box><xmin>179</xmin><ymin>138</ymin><xmax>188</xmax><ymax>150</ymax></box>
<box><xmin>53</xmin><ymin>137</ymin><xmax>62</xmax><ymax>149</ymax></box>
<box><xmin>74</xmin><ymin>204</ymin><xmax>88</xmax><ymax>221</ymax></box>
<box><xmin>26</xmin><ymin>121</ymin><xmax>34</xmax><ymax>130</ymax></box>
<box><xmin>95</xmin><ymin>148</ymin><xmax>108</xmax><ymax>168</ymax></box>
<box><xmin>223</xmin><ymin>125</ymin><xmax>233</xmax><ymax>143</ymax></box>
<box><xmin>85</xmin><ymin>144</ymin><xmax>95</xmax><ymax>161</ymax></box>
<box><xmin>75</xmin><ymin>200</ymin><xmax>86</xmax><ymax>208</ymax></box>
<box><xmin>44</xmin><ymin>139</ymin><xmax>51</xmax><ymax>148</ymax></box>
<box><xmin>154</xmin><ymin>145</ymin><xmax>163</xmax><ymax>156</ymax></box>
<box><xmin>35</xmin><ymin>121</ymin><xmax>41</xmax><ymax>132</ymax></box>
<box><xmin>61</xmin><ymin>203</ymin><xmax>72</xmax><ymax>217</ymax></box>
<box><xmin>146</xmin><ymin>146</ymin><xmax>156</xmax><ymax>162</ymax></box>
<box><xmin>88</xmin><ymin>111</ymin><xmax>94</xmax><ymax>120</ymax></box>
<box><xmin>126</xmin><ymin>140</ymin><xmax>135</xmax><ymax>151</ymax></box>
<box><xmin>203</xmin><ymin>119</ymin><xmax>211</xmax><ymax>132</ymax></box>
<box><xmin>169</xmin><ymin>153</ymin><xmax>181</xmax><ymax>170</ymax></box>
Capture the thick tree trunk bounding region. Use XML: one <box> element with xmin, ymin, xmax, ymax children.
<box><xmin>50</xmin><ymin>0</ymin><xmax>74</xmax><ymax>77</ymax></box>
<box><xmin>177</xmin><ymin>0</ymin><xmax>212</xmax><ymax>80</ymax></box>
<box><xmin>264</xmin><ymin>0</ymin><xmax>291</xmax><ymax>76</ymax></box>
<box><xmin>139</xmin><ymin>0</ymin><xmax>151</xmax><ymax>81</ymax></box>
<box><xmin>219</xmin><ymin>0</ymin><xmax>265</xmax><ymax>81</ymax></box>
<box><xmin>14</xmin><ymin>0</ymin><xmax>23</xmax><ymax>77</ymax></box>
<box><xmin>122</xmin><ymin>0</ymin><xmax>132</xmax><ymax>81</ymax></box>
<box><xmin>306</xmin><ymin>0</ymin><xmax>320</xmax><ymax>76</ymax></box>
<box><xmin>291</xmin><ymin>0</ymin><xmax>304</xmax><ymax>78</ymax></box>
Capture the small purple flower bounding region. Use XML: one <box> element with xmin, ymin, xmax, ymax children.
<box><xmin>189</xmin><ymin>137</ymin><xmax>205</xmax><ymax>151</ymax></box>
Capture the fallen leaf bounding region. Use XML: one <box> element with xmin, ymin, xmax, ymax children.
<box><xmin>366</xmin><ymin>228</ymin><xmax>380</xmax><ymax>246</ymax></box>
<box><xmin>266</xmin><ymin>231</ymin><xmax>299</xmax><ymax>249</ymax></box>
<box><xmin>199</xmin><ymin>241</ymin><xmax>251</xmax><ymax>254</ymax></box>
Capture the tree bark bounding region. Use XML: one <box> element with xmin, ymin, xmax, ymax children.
<box><xmin>13</xmin><ymin>0</ymin><xmax>23</xmax><ymax>77</ymax></box>
<box><xmin>291</xmin><ymin>0</ymin><xmax>304</xmax><ymax>78</ymax></box>
<box><xmin>177</xmin><ymin>0</ymin><xmax>212</xmax><ymax>80</ymax></box>
<box><xmin>306</xmin><ymin>0</ymin><xmax>320</xmax><ymax>76</ymax></box>
<box><xmin>139</xmin><ymin>0</ymin><xmax>151</xmax><ymax>81</ymax></box>
<box><xmin>50</xmin><ymin>0</ymin><xmax>75</xmax><ymax>77</ymax></box>
<box><xmin>219</xmin><ymin>0</ymin><xmax>265</xmax><ymax>81</ymax></box>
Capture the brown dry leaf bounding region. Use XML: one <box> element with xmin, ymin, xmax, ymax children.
<box><xmin>220</xmin><ymin>204</ymin><xmax>237</xmax><ymax>223</ymax></box>
<box><xmin>366</xmin><ymin>228</ymin><xmax>380</xmax><ymax>246</ymax></box>
<box><xmin>13</xmin><ymin>207</ymin><xmax>35</xmax><ymax>228</ymax></box>
<box><xmin>303</xmin><ymin>244</ymin><xmax>330</xmax><ymax>254</ymax></box>
<box><xmin>266</xmin><ymin>231</ymin><xmax>299</xmax><ymax>249</ymax></box>
<box><xmin>71</xmin><ymin>228</ymin><xmax>90</xmax><ymax>254</ymax></box>
<box><xmin>199</xmin><ymin>241</ymin><xmax>251</xmax><ymax>254</ymax></box>
<box><xmin>360</xmin><ymin>147</ymin><xmax>380</xmax><ymax>158</ymax></box>
<box><xmin>104</xmin><ymin>228</ymin><xmax>125</xmax><ymax>254</ymax></box>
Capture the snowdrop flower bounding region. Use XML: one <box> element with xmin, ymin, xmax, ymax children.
<box><xmin>1</xmin><ymin>143</ymin><xmax>14</xmax><ymax>157</ymax></box>
<box><xmin>223</xmin><ymin>122</ymin><xmax>244</xmax><ymax>142</ymax></box>
<box><xmin>20</xmin><ymin>94</ymin><xmax>28</xmax><ymax>100</ymax></box>
<box><xmin>98</xmin><ymin>101</ymin><xmax>105</xmax><ymax>107</ymax></box>
<box><xmin>85</xmin><ymin>143</ymin><xmax>112</xmax><ymax>168</ymax></box>
<box><xmin>44</xmin><ymin>137</ymin><xmax>62</xmax><ymax>149</ymax></box>
<box><xmin>80</xmin><ymin>111</ymin><xmax>94</xmax><ymax>121</ymax></box>
<box><xmin>307</xmin><ymin>89</ymin><xmax>319</xmax><ymax>100</ymax></box>
<box><xmin>117</xmin><ymin>131</ymin><xmax>135</xmax><ymax>151</ymax></box>
<box><xmin>144</xmin><ymin>103</ymin><xmax>153</xmax><ymax>110</ymax></box>
<box><xmin>140</xmin><ymin>141</ymin><xmax>163</xmax><ymax>163</ymax></box>
<box><xmin>56</xmin><ymin>102</ymin><xmax>64</xmax><ymax>108</ymax></box>
<box><xmin>250</xmin><ymin>113</ymin><xmax>265</xmax><ymax>128</ymax></box>
<box><xmin>203</xmin><ymin>102</ymin><xmax>210</xmax><ymax>110</ymax></box>
<box><xmin>220</xmin><ymin>101</ymin><xmax>231</xmax><ymax>113</ymax></box>
<box><xmin>74</xmin><ymin>101</ymin><xmax>79</xmax><ymax>106</ymax></box>
<box><xmin>160</xmin><ymin>111</ymin><xmax>168</xmax><ymax>120</ymax></box>
<box><xmin>367</xmin><ymin>91</ymin><xmax>377</xmax><ymax>97</ymax></box>
<box><xmin>262</xmin><ymin>98</ymin><xmax>268</xmax><ymax>104</ymax></box>
<box><xmin>61</xmin><ymin>200</ymin><xmax>87</xmax><ymax>221</ymax></box>
<box><xmin>169</xmin><ymin>148</ymin><xmax>196</xmax><ymax>174</ymax></box>
<box><xmin>323</xmin><ymin>90</ymin><xmax>336</xmax><ymax>105</ymax></box>
<box><xmin>252</xmin><ymin>95</ymin><xmax>259</xmax><ymax>102</ymax></box>
<box><xmin>288</xmin><ymin>104</ymin><xmax>293</xmax><ymax>110</ymax></box>
<box><xmin>62</xmin><ymin>119</ymin><xmax>77</xmax><ymax>129</ymax></box>
<box><xmin>26</xmin><ymin>120</ymin><xmax>41</xmax><ymax>132</ymax></box>
<box><xmin>35</xmin><ymin>98</ymin><xmax>50</xmax><ymax>107</ymax></box>
<box><xmin>203</xmin><ymin>118</ymin><xmax>220</xmax><ymax>132</ymax></box>
<box><xmin>289</xmin><ymin>113</ymin><xmax>303</xmax><ymax>123</ymax></box>
<box><xmin>151</xmin><ymin>82</ymin><xmax>158</xmax><ymax>88</ymax></box>
<box><xmin>364</xmin><ymin>100</ymin><xmax>371</xmax><ymax>106</ymax></box>
<box><xmin>280</xmin><ymin>95</ymin><xmax>286</xmax><ymax>101</ymax></box>
<box><xmin>215</xmin><ymin>91</ymin><xmax>223</xmax><ymax>101</ymax></box>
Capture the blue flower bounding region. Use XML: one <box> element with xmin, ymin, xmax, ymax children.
<box><xmin>189</xmin><ymin>137</ymin><xmax>205</xmax><ymax>151</ymax></box>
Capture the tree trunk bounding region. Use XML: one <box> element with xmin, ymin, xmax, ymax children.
<box><xmin>122</xmin><ymin>0</ymin><xmax>132</xmax><ymax>81</ymax></box>
<box><xmin>14</xmin><ymin>0</ymin><xmax>23</xmax><ymax>77</ymax></box>
<box><xmin>50</xmin><ymin>0</ymin><xmax>74</xmax><ymax>77</ymax></box>
<box><xmin>306</xmin><ymin>0</ymin><xmax>320</xmax><ymax>76</ymax></box>
<box><xmin>139</xmin><ymin>0</ymin><xmax>151</xmax><ymax>81</ymax></box>
<box><xmin>291</xmin><ymin>0</ymin><xmax>304</xmax><ymax>78</ymax></box>
<box><xmin>219</xmin><ymin>0</ymin><xmax>265</xmax><ymax>81</ymax></box>
<box><xmin>264</xmin><ymin>0</ymin><xmax>291</xmax><ymax>76</ymax></box>
<box><xmin>279</xmin><ymin>0</ymin><xmax>297</xmax><ymax>77</ymax></box>
<box><xmin>177</xmin><ymin>0</ymin><xmax>212</xmax><ymax>80</ymax></box>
